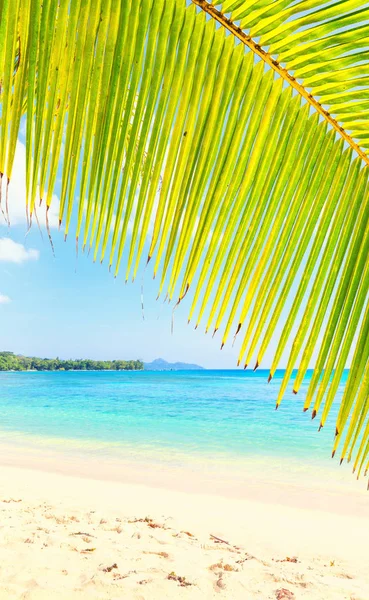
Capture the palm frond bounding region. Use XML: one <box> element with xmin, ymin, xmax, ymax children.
<box><xmin>201</xmin><ymin>0</ymin><xmax>369</xmax><ymax>155</ymax></box>
<box><xmin>0</xmin><ymin>0</ymin><xmax>369</xmax><ymax>478</ymax></box>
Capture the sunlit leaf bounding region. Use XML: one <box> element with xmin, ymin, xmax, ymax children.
<box><xmin>1</xmin><ymin>0</ymin><xmax>369</xmax><ymax>479</ymax></box>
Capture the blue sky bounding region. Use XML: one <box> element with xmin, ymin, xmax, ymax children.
<box><xmin>0</xmin><ymin>141</ymin><xmax>243</xmax><ymax>368</ymax></box>
<box><xmin>0</xmin><ymin>220</ymin><xmax>241</xmax><ymax>368</ymax></box>
<box><xmin>0</xmin><ymin>229</ymin><xmax>254</xmax><ymax>368</ymax></box>
<box><xmin>0</xmin><ymin>139</ymin><xmax>316</xmax><ymax>370</ymax></box>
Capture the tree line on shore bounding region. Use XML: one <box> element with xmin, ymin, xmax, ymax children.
<box><xmin>0</xmin><ymin>352</ymin><xmax>143</xmax><ymax>372</ymax></box>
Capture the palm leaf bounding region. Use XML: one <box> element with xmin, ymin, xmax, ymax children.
<box><xmin>1</xmin><ymin>0</ymin><xmax>369</xmax><ymax>479</ymax></box>
<box><xmin>195</xmin><ymin>0</ymin><xmax>369</xmax><ymax>163</ymax></box>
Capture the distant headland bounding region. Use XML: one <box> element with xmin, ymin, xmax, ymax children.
<box><xmin>0</xmin><ymin>353</ymin><xmax>205</xmax><ymax>373</ymax></box>
<box><xmin>144</xmin><ymin>358</ymin><xmax>204</xmax><ymax>371</ymax></box>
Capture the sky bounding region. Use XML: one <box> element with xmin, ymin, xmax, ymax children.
<box><xmin>0</xmin><ymin>141</ymin><xmax>247</xmax><ymax>369</ymax></box>
<box><xmin>0</xmin><ymin>139</ymin><xmax>329</xmax><ymax>370</ymax></box>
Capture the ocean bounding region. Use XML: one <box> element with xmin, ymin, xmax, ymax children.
<box><xmin>0</xmin><ymin>369</ymin><xmax>348</xmax><ymax>478</ymax></box>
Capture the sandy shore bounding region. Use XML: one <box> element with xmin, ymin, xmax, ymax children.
<box><xmin>0</xmin><ymin>453</ymin><xmax>368</xmax><ymax>599</ymax></box>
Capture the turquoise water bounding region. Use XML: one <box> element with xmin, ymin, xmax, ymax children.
<box><xmin>0</xmin><ymin>369</ymin><xmax>347</xmax><ymax>469</ymax></box>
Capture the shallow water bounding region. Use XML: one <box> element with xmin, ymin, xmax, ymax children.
<box><xmin>0</xmin><ymin>369</ymin><xmax>347</xmax><ymax>473</ymax></box>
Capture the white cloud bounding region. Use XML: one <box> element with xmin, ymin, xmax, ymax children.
<box><xmin>1</xmin><ymin>141</ymin><xmax>60</xmax><ymax>229</ymax></box>
<box><xmin>0</xmin><ymin>238</ymin><xmax>39</xmax><ymax>263</ymax></box>
<box><xmin>0</xmin><ymin>293</ymin><xmax>11</xmax><ymax>304</ymax></box>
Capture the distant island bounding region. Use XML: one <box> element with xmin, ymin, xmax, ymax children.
<box><xmin>0</xmin><ymin>353</ymin><xmax>204</xmax><ymax>373</ymax></box>
<box><xmin>0</xmin><ymin>352</ymin><xmax>143</xmax><ymax>372</ymax></box>
<box><xmin>144</xmin><ymin>358</ymin><xmax>204</xmax><ymax>371</ymax></box>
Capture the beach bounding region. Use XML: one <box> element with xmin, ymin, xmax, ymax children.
<box><xmin>0</xmin><ymin>448</ymin><xmax>368</xmax><ymax>600</ymax></box>
<box><xmin>0</xmin><ymin>370</ymin><xmax>368</xmax><ymax>598</ymax></box>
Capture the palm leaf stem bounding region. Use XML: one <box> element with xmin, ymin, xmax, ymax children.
<box><xmin>191</xmin><ymin>0</ymin><xmax>369</xmax><ymax>166</ymax></box>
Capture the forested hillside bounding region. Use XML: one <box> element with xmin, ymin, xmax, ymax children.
<box><xmin>0</xmin><ymin>352</ymin><xmax>143</xmax><ymax>372</ymax></box>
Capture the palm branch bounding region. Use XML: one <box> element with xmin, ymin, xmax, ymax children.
<box><xmin>0</xmin><ymin>0</ymin><xmax>369</xmax><ymax>479</ymax></box>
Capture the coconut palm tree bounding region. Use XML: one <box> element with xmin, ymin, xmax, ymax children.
<box><xmin>0</xmin><ymin>0</ymin><xmax>368</xmax><ymax>478</ymax></box>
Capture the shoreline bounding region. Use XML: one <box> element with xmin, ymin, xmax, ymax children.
<box><xmin>0</xmin><ymin>461</ymin><xmax>367</xmax><ymax>556</ymax></box>
<box><xmin>0</xmin><ymin>437</ymin><xmax>368</xmax><ymax>519</ymax></box>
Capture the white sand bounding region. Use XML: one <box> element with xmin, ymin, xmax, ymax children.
<box><xmin>0</xmin><ymin>454</ymin><xmax>368</xmax><ymax>599</ymax></box>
